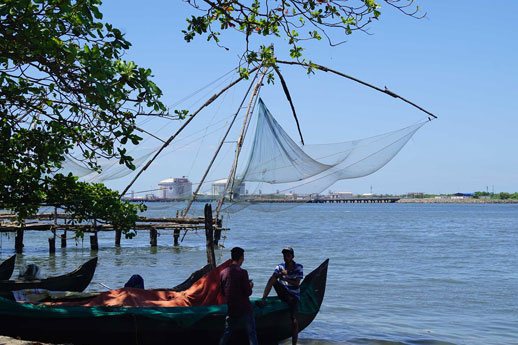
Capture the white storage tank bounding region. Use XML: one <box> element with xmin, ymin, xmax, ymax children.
<box><xmin>158</xmin><ymin>177</ymin><xmax>192</xmax><ymax>199</ymax></box>
<box><xmin>211</xmin><ymin>178</ymin><xmax>245</xmax><ymax>197</ymax></box>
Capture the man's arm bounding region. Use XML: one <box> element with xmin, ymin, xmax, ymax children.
<box><xmin>281</xmin><ymin>264</ymin><xmax>303</xmax><ymax>286</ymax></box>
<box><xmin>280</xmin><ymin>276</ymin><xmax>301</xmax><ymax>287</ymax></box>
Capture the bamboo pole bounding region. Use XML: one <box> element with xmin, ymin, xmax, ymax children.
<box><xmin>276</xmin><ymin>60</ymin><xmax>438</xmax><ymax>119</ymax></box>
<box><xmin>204</xmin><ymin>204</ymin><xmax>216</xmax><ymax>268</ymax></box>
<box><xmin>273</xmin><ymin>65</ymin><xmax>305</xmax><ymax>144</ymax></box>
<box><xmin>182</xmin><ymin>70</ymin><xmax>260</xmax><ymax>217</ymax></box>
<box><xmin>121</xmin><ymin>67</ymin><xmax>259</xmax><ymax>197</ymax></box>
<box><xmin>215</xmin><ymin>67</ymin><xmax>269</xmax><ymax>216</ymax></box>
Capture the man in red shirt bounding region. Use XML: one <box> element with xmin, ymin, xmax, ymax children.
<box><xmin>219</xmin><ymin>247</ymin><xmax>258</xmax><ymax>345</ymax></box>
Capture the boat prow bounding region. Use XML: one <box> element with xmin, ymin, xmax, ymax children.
<box><xmin>0</xmin><ymin>255</ymin><xmax>16</xmax><ymax>281</ymax></box>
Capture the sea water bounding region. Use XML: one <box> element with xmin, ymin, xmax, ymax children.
<box><xmin>0</xmin><ymin>203</ymin><xmax>516</xmax><ymax>345</ymax></box>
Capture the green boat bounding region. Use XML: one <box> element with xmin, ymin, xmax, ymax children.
<box><xmin>0</xmin><ymin>259</ymin><xmax>328</xmax><ymax>345</ymax></box>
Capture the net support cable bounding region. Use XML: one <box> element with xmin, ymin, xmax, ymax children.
<box><xmin>121</xmin><ymin>66</ymin><xmax>260</xmax><ymax>197</ymax></box>
<box><xmin>182</xmin><ymin>70</ymin><xmax>261</xmax><ymax>217</ymax></box>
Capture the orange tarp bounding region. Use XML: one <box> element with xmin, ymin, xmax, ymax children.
<box><xmin>55</xmin><ymin>260</ymin><xmax>231</xmax><ymax>308</ymax></box>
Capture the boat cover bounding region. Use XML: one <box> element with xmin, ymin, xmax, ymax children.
<box><xmin>0</xmin><ymin>260</ymin><xmax>320</xmax><ymax>328</ymax></box>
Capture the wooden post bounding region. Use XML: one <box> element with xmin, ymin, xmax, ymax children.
<box><xmin>50</xmin><ymin>208</ymin><xmax>57</xmax><ymax>254</ymax></box>
<box><xmin>150</xmin><ymin>228</ymin><xmax>158</xmax><ymax>247</ymax></box>
<box><xmin>90</xmin><ymin>221</ymin><xmax>98</xmax><ymax>251</ymax></box>
<box><xmin>214</xmin><ymin>218</ymin><xmax>222</xmax><ymax>246</ymax></box>
<box><xmin>204</xmin><ymin>204</ymin><xmax>216</xmax><ymax>268</ymax></box>
<box><xmin>115</xmin><ymin>229</ymin><xmax>122</xmax><ymax>247</ymax></box>
<box><xmin>173</xmin><ymin>229</ymin><xmax>180</xmax><ymax>246</ymax></box>
<box><xmin>90</xmin><ymin>234</ymin><xmax>98</xmax><ymax>251</ymax></box>
<box><xmin>15</xmin><ymin>228</ymin><xmax>24</xmax><ymax>253</ymax></box>
<box><xmin>61</xmin><ymin>232</ymin><xmax>67</xmax><ymax>248</ymax></box>
<box><xmin>48</xmin><ymin>237</ymin><xmax>56</xmax><ymax>253</ymax></box>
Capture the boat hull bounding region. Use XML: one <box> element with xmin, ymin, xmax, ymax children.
<box><xmin>0</xmin><ymin>259</ymin><xmax>327</xmax><ymax>345</ymax></box>
<box><xmin>0</xmin><ymin>257</ymin><xmax>97</xmax><ymax>292</ymax></box>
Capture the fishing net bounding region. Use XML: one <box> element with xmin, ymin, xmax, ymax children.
<box><xmin>56</xmin><ymin>147</ymin><xmax>158</xmax><ymax>183</ymax></box>
<box><xmin>223</xmin><ymin>99</ymin><xmax>427</xmax><ymax>212</ymax></box>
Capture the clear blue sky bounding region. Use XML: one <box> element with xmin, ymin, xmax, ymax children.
<box><xmin>97</xmin><ymin>1</ymin><xmax>518</xmax><ymax>196</ymax></box>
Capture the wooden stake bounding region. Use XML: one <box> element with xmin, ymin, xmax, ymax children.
<box><xmin>48</xmin><ymin>237</ymin><xmax>55</xmax><ymax>253</ymax></box>
<box><xmin>204</xmin><ymin>204</ymin><xmax>216</xmax><ymax>268</ymax></box>
<box><xmin>214</xmin><ymin>218</ymin><xmax>222</xmax><ymax>246</ymax></box>
<box><xmin>15</xmin><ymin>228</ymin><xmax>24</xmax><ymax>253</ymax></box>
<box><xmin>90</xmin><ymin>220</ymin><xmax>98</xmax><ymax>251</ymax></box>
<box><xmin>173</xmin><ymin>229</ymin><xmax>180</xmax><ymax>246</ymax></box>
<box><xmin>150</xmin><ymin>228</ymin><xmax>158</xmax><ymax>247</ymax></box>
<box><xmin>115</xmin><ymin>229</ymin><xmax>122</xmax><ymax>247</ymax></box>
<box><xmin>61</xmin><ymin>232</ymin><xmax>67</xmax><ymax>248</ymax></box>
<box><xmin>90</xmin><ymin>234</ymin><xmax>98</xmax><ymax>251</ymax></box>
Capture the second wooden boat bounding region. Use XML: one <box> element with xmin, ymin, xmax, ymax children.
<box><xmin>0</xmin><ymin>257</ymin><xmax>97</xmax><ymax>293</ymax></box>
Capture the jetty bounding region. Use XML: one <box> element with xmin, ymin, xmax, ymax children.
<box><xmin>310</xmin><ymin>197</ymin><xmax>399</xmax><ymax>204</ymax></box>
<box><xmin>125</xmin><ymin>197</ymin><xmax>401</xmax><ymax>204</ymax></box>
<box><xmin>0</xmin><ymin>205</ymin><xmax>226</xmax><ymax>265</ymax></box>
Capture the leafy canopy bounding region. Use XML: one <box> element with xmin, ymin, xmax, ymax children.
<box><xmin>0</xmin><ymin>0</ymin><xmax>167</xmax><ymax>234</ymax></box>
<box><xmin>183</xmin><ymin>0</ymin><xmax>423</xmax><ymax>73</ymax></box>
<box><xmin>1</xmin><ymin>0</ymin><xmax>424</xmax><ymax>236</ymax></box>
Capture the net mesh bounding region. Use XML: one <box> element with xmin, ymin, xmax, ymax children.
<box><xmin>225</xmin><ymin>98</ymin><xmax>426</xmax><ymax>212</ymax></box>
<box><xmin>51</xmin><ymin>98</ymin><xmax>427</xmax><ymax>216</ymax></box>
<box><xmin>56</xmin><ymin>147</ymin><xmax>158</xmax><ymax>183</ymax></box>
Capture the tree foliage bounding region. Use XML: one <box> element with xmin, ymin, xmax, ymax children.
<box><xmin>0</xmin><ymin>0</ymin><xmax>165</xmax><ymax>233</ymax></box>
<box><xmin>1</xmin><ymin>0</ymin><xmax>425</xmax><ymax>237</ymax></box>
<box><xmin>183</xmin><ymin>0</ymin><xmax>423</xmax><ymax>71</ymax></box>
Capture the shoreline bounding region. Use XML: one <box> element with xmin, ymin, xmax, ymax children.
<box><xmin>396</xmin><ymin>198</ymin><xmax>518</xmax><ymax>204</ymax></box>
<box><xmin>0</xmin><ymin>336</ymin><xmax>59</xmax><ymax>345</ymax></box>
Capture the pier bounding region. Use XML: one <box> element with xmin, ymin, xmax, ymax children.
<box><xmin>125</xmin><ymin>197</ymin><xmax>401</xmax><ymax>204</ymax></box>
<box><xmin>0</xmin><ymin>204</ymin><xmax>226</xmax><ymax>265</ymax></box>
<box><xmin>309</xmin><ymin>197</ymin><xmax>400</xmax><ymax>204</ymax></box>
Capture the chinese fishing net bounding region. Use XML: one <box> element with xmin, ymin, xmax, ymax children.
<box><xmin>221</xmin><ymin>98</ymin><xmax>427</xmax><ymax>212</ymax></box>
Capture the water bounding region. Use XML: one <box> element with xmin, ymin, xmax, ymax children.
<box><xmin>1</xmin><ymin>203</ymin><xmax>517</xmax><ymax>345</ymax></box>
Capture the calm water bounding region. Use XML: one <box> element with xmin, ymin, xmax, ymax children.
<box><xmin>1</xmin><ymin>203</ymin><xmax>517</xmax><ymax>345</ymax></box>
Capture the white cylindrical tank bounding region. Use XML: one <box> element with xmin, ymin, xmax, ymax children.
<box><xmin>158</xmin><ymin>177</ymin><xmax>192</xmax><ymax>199</ymax></box>
<box><xmin>211</xmin><ymin>179</ymin><xmax>245</xmax><ymax>197</ymax></box>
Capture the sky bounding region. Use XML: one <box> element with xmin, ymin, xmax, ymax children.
<box><xmin>96</xmin><ymin>1</ymin><xmax>518</xmax><ymax>196</ymax></box>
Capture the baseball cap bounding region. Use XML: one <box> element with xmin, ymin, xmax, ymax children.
<box><xmin>282</xmin><ymin>247</ymin><xmax>294</xmax><ymax>255</ymax></box>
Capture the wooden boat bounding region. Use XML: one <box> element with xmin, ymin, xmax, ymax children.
<box><xmin>0</xmin><ymin>257</ymin><xmax>97</xmax><ymax>293</ymax></box>
<box><xmin>0</xmin><ymin>258</ymin><xmax>328</xmax><ymax>345</ymax></box>
<box><xmin>0</xmin><ymin>255</ymin><xmax>16</xmax><ymax>280</ymax></box>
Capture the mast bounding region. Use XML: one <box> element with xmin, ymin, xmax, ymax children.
<box><xmin>215</xmin><ymin>67</ymin><xmax>269</xmax><ymax>218</ymax></box>
<box><xmin>182</xmin><ymin>70</ymin><xmax>261</xmax><ymax>217</ymax></box>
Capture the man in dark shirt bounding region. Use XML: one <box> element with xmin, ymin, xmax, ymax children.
<box><xmin>219</xmin><ymin>247</ymin><xmax>258</xmax><ymax>345</ymax></box>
